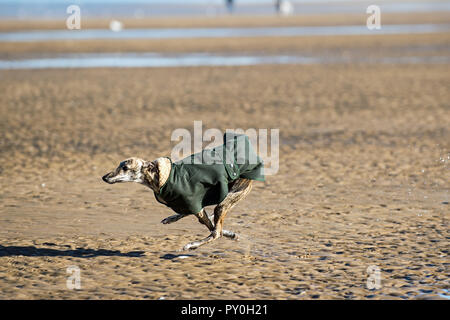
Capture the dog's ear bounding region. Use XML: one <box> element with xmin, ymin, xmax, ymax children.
<box><xmin>142</xmin><ymin>160</ymin><xmax>160</xmax><ymax>191</ymax></box>
<box><xmin>143</xmin><ymin>160</ymin><xmax>158</xmax><ymax>173</ymax></box>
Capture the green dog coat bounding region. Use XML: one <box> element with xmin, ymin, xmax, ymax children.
<box><xmin>155</xmin><ymin>133</ymin><xmax>264</xmax><ymax>215</ymax></box>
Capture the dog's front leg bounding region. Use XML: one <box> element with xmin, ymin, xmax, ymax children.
<box><xmin>161</xmin><ymin>213</ymin><xmax>188</xmax><ymax>225</ymax></box>
<box><xmin>182</xmin><ymin>232</ymin><xmax>219</xmax><ymax>251</ymax></box>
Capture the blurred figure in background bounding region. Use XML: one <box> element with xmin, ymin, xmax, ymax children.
<box><xmin>226</xmin><ymin>0</ymin><xmax>234</xmax><ymax>14</ymax></box>
<box><xmin>275</xmin><ymin>0</ymin><xmax>294</xmax><ymax>16</ymax></box>
<box><xmin>275</xmin><ymin>0</ymin><xmax>281</xmax><ymax>13</ymax></box>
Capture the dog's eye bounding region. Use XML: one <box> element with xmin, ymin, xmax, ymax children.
<box><xmin>122</xmin><ymin>166</ymin><xmax>128</xmax><ymax>171</ymax></box>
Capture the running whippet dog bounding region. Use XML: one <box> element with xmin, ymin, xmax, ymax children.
<box><xmin>102</xmin><ymin>133</ymin><xmax>264</xmax><ymax>250</ymax></box>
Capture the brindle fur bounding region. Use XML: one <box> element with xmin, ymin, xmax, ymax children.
<box><xmin>102</xmin><ymin>157</ymin><xmax>253</xmax><ymax>251</ymax></box>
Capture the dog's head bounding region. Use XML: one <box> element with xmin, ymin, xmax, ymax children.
<box><xmin>102</xmin><ymin>157</ymin><xmax>155</xmax><ymax>185</ymax></box>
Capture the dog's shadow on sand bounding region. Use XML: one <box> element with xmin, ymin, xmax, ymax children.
<box><xmin>0</xmin><ymin>244</ymin><xmax>145</xmax><ymax>258</ymax></box>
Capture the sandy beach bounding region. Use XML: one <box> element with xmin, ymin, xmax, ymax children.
<box><xmin>0</xmin><ymin>13</ymin><xmax>449</xmax><ymax>299</ymax></box>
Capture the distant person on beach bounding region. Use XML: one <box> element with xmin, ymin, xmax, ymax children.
<box><xmin>226</xmin><ymin>0</ymin><xmax>234</xmax><ymax>13</ymax></box>
<box><xmin>275</xmin><ymin>0</ymin><xmax>294</xmax><ymax>16</ymax></box>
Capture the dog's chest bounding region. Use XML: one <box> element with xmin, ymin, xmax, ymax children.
<box><xmin>154</xmin><ymin>193</ymin><xmax>167</xmax><ymax>205</ymax></box>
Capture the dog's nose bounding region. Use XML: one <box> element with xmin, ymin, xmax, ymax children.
<box><xmin>102</xmin><ymin>173</ymin><xmax>110</xmax><ymax>183</ymax></box>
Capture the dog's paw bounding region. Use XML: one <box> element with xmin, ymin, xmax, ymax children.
<box><xmin>161</xmin><ymin>215</ymin><xmax>177</xmax><ymax>224</ymax></box>
<box><xmin>182</xmin><ymin>242</ymin><xmax>199</xmax><ymax>251</ymax></box>
<box><xmin>222</xmin><ymin>230</ymin><xmax>239</xmax><ymax>240</ymax></box>
<box><xmin>161</xmin><ymin>218</ymin><xmax>171</xmax><ymax>224</ymax></box>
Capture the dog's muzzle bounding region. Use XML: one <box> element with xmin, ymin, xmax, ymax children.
<box><xmin>102</xmin><ymin>172</ymin><xmax>115</xmax><ymax>184</ymax></box>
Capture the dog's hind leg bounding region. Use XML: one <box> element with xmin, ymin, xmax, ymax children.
<box><xmin>195</xmin><ymin>209</ymin><xmax>214</xmax><ymax>230</ymax></box>
<box><xmin>195</xmin><ymin>209</ymin><xmax>238</xmax><ymax>240</ymax></box>
<box><xmin>161</xmin><ymin>213</ymin><xmax>189</xmax><ymax>225</ymax></box>
<box><xmin>213</xmin><ymin>179</ymin><xmax>252</xmax><ymax>239</ymax></box>
<box><xmin>183</xmin><ymin>179</ymin><xmax>252</xmax><ymax>250</ymax></box>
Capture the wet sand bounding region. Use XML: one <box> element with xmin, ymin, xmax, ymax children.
<box><xmin>1</xmin><ymin>12</ymin><xmax>449</xmax><ymax>31</ymax></box>
<box><xmin>0</xmin><ymin>16</ymin><xmax>449</xmax><ymax>299</ymax></box>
